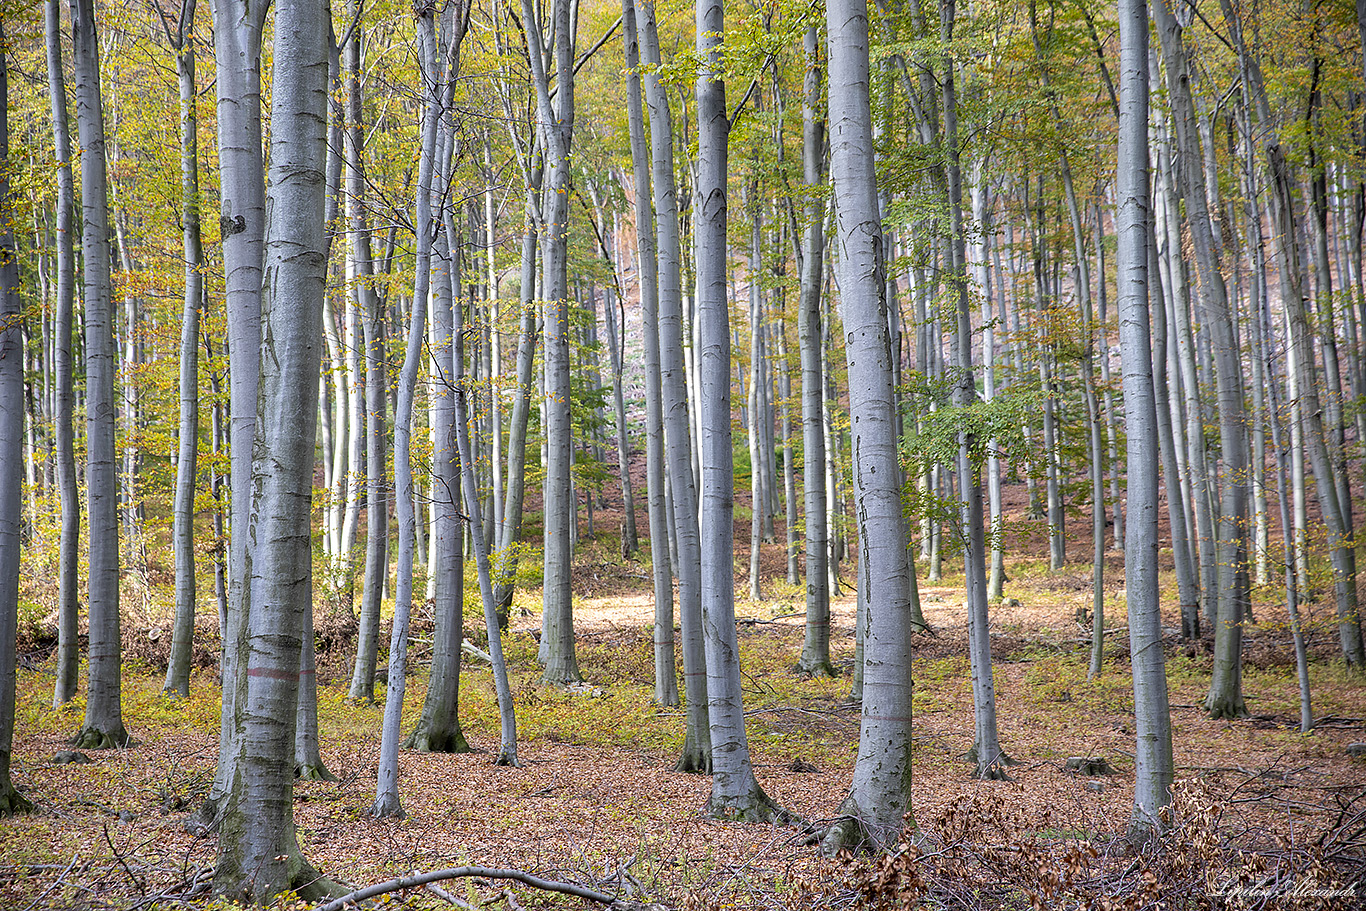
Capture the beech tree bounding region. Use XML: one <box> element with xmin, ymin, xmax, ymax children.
<box><xmin>523</xmin><ymin>0</ymin><xmax>582</xmax><ymax>685</ymax></box>
<box><xmin>212</xmin><ymin>0</ymin><xmax>331</xmax><ymax>894</ymax></box>
<box><xmin>1117</xmin><ymin>0</ymin><xmax>1173</xmax><ymax>839</ymax></box>
<box><xmin>695</xmin><ymin>0</ymin><xmax>779</xmax><ymax>822</ymax></box>
<box><xmin>72</xmin><ymin>0</ymin><xmax>130</xmax><ymax>750</ymax></box>
<box><xmin>161</xmin><ymin>0</ymin><xmax>205</xmax><ymax>699</ymax></box>
<box><xmin>43</xmin><ymin>0</ymin><xmax>79</xmax><ymax>710</ymax></box>
<box><xmin>0</xmin><ymin>21</ymin><xmax>33</xmax><ymax>814</ymax></box>
<box><xmin>820</xmin><ymin>0</ymin><xmax>915</xmax><ymax>852</ymax></box>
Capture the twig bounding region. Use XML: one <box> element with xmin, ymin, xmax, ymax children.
<box><xmin>19</xmin><ymin>854</ymin><xmax>79</xmax><ymax>911</ymax></box>
<box><xmin>102</xmin><ymin>822</ymin><xmax>146</xmax><ymax>896</ymax></box>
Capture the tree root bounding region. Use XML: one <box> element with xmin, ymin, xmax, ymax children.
<box><xmin>705</xmin><ymin>781</ymin><xmax>800</xmax><ymax>826</ymax></box>
<box><xmin>674</xmin><ymin>740</ymin><xmax>711</xmax><ymax>775</ymax></box>
<box><xmin>404</xmin><ymin>725</ymin><xmax>472</xmax><ymax>753</ymax></box>
<box><xmin>71</xmin><ymin>725</ymin><xmax>135</xmax><ymax>750</ymax></box>
<box><xmin>295</xmin><ymin>762</ymin><xmax>339</xmax><ymax>782</ymax></box>
<box><xmin>0</xmin><ymin>784</ymin><xmax>32</xmax><ymax>817</ymax></box>
<box><xmin>793</xmin><ymin>657</ymin><xmax>839</xmax><ymax>678</ymax></box>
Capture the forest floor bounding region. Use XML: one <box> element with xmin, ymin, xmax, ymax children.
<box><xmin>5</xmin><ymin>484</ymin><xmax>1366</xmax><ymax>909</ymax></box>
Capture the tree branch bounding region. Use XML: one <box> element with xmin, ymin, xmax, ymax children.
<box><xmin>312</xmin><ymin>866</ymin><xmax>669</xmax><ymax>911</ymax></box>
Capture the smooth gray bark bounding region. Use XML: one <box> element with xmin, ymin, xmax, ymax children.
<box><xmin>202</xmin><ymin>0</ymin><xmax>267</xmax><ymax>824</ymax></box>
<box><xmin>373</xmin><ymin>21</ymin><xmax>440</xmax><ymax>817</ymax></box>
<box><xmin>944</xmin><ymin>0</ymin><xmax>1003</xmax><ymax>779</ymax></box>
<box><xmin>455</xmin><ymin>299</ymin><xmax>519</xmax><ymax>766</ymax></box>
<box><xmin>522</xmin><ymin>0</ymin><xmax>581</xmax><ymax>685</ymax></box>
<box><xmin>72</xmin><ymin>0</ymin><xmax>130</xmax><ymax>751</ymax></box>
<box><xmin>820</xmin><ymin>0</ymin><xmax>915</xmax><ymax>851</ymax></box>
<box><xmin>164</xmin><ymin>0</ymin><xmax>204</xmax><ymax>699</ymax></box>
<box><xmin>795</xmin><ymin>22</ymin><xmax>832</xmax><ymax>676</ymax></box>
<box><xmin>636</xmin><ymin>0</ymin><xmax>710</xmax><ymax>770</ymax></box>
<box><xmin>695</xmin><ymin>0</ymin><xmax>778</xmax><ymax>822</ymax></box>
<box><xmin>406</xmin><ymin>208</ymin><xmax>470</xmax><ymax>756</ymax></box>
<box><xmin>45</xmin><ymin>0</ymin><xmax>80</xmax><ymax>709</ymax></box>
<box><xmin>1117</xmin><ymin>0</ymin><xmax>1173</xmax><ymax>840</ymax></box>
<box><xmin>620</xmin><ymin>4</ymin><xmax>676</xmax><ymax>708</ymax></box>
<box><xmin>346</xmin><ymin>11</ymin><xmax>388</xmax><ymax>702</ymax></box>
<box><xmin>0</xmin><ymin>27</ymin><xmax>33</xmax><ymax>813</ymax></box>
<box><xmin>212</xmin><ymin>0</ymin><xmax>331</xmax><ymax>892</ymax></box>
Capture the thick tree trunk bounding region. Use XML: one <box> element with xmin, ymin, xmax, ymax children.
<box><xmin>821</xmin><ymin>0</ymin><xmax>915</xmax><ymax>851</ymax></box>
<box><xmin>72</xmin><ymin>0</ymin><xmax>129</xmax><ymax>751</ymax></box>
<box><xmin>1116</xmin><ymin>0</ymin><xmax>1173</xmax><ymax>838</ymax></box>
<box><xmin>45</xmin><ymin>0</ymin><xmax>80</xmax><ymax>709</ymax></box>
<box><xmin>213</xmin><ymin>0</ymin><xmax>331</xmax><ymax>892</ymax></box>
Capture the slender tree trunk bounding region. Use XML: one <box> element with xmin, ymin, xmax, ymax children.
<box><xmin>45</xmin><ymin>0</ymin><xmax>80</xmax><ymax>709</ymax></box>
<box><xmin>1155</xmin><ymin>0</ymin><xmax>1251</xmax><ymax>718</ymax></box>
<box><xmin>72</xmin><ymin>0</ymin><xmax>129</xmax><ymax>750</ymax></box>
<box><xmin>201</xmin><ymin>0</ymin><xmax>267</xmax><ymax>825</ymax></box>
<box><xmin>165</xmin><ymin>0</ymin><xmax>204</xmax><ymax>698</ymax></box>
<box><xmin>620</xmin><ymin>5</ymin><xmax>677</xmax><ymax>708</ymax></box>
<box><xmin>777</xmin><ymin>324</ymin><xmax>800</xmax><ymax>587</ymax></box>
<box><xmin>636</xmin><ymin>0</ymin><xmax>710</xmax><ymax>770</ymax></box>
<box><xmin>454</xmin><ymin>292</ymin><xmax>519</xmax><ymax>765</ymax></box>
<box><xmin>945</xmin><ymin>0</ymin><xmax>1004</xmax><ymax>778</ymax></box>
<box><xmin>795</xmin><ymin>22</ymin><xmax>832</xmax><ymax>676</ymax></box>
<box><xmin>522</xmin><ymin>0</ymin><xmax>581</xmax><ymax>685</ymax></box>
<box><xmin>696</xmin><ymin>0</ymin><xmax>775</xmax><ymax>820</ymax></box>
<box><xmin>372</xmin><ymin>5</ymin><xmax>454</xmax><ymax>814</ymax></box>
<box><xmin>491</xmin><ymin>171</ymin><xmax>541</xmax><ymax>620</ymax></box>
<box><xmin>746</xmin><ymin>194</ymin><xmax>764</xmax><ymax>602</ymax></box>
<box><xmin>0</xmin><ymin>24</ymin><xmax>34</xmax><ymax>814</ymax></box>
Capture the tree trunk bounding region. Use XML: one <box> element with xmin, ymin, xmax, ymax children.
<box><xmin>1154</xmin><ymin>0</ymin><xmax>1251</xmax><ymax>719</ymax></box>
<box><xmin>620</xmin><ymin>4</ymin><xmax>677</xmax><ymax>708</ymax></box>
<box><xmin>521</xmin><ymin>0</ymin><xmax>581</xmax><ymax>685</ymax></box>
<box><xmin>636</xmin><ymin>0</ymin><xmax>710</xmax><ymax>771</ymax></box>
<box><xmin>0</xmin><ymin>24</ymin><xmax>34</xmax><ymax>813</ymax></box>
<box><xmin>45</xmin><ymin>0</ymin><xmax>80</xmax><ymax>709</ymax></box>
<box><xmin>490</xmin><ymin>154</ymin><xmax>541</xmax><ymax>624</ymax></box>
<box><xmin>213</xmin><ymin>0</ymin><xmax>331</xmax><ymax>891</ymax></box>
<box><xmin>696</xmin><ymin>0</ymin><xmax>775</xmax><ymax>820</ymax></box>
<box><xmin>72</xmin><ymin>0</ymin><xmax>129</xmax><ymax>751</ymax></box>
<box><xmin>820</xmin><ymin>0</ymin><xmax>915</xmax><ymax>851</ymax></box>
<box><xmin>346</xmin><ymin>12</ymin><xmax>389</xmax><ymax>703</ymax></box>
<box><xmin>795</xmin><ymin>23</ymin><xmax>833</xmax><ymax>677</ymax></box>
<box><xmin>946</xmin><ymin>0</ymin><xmax>1003</xmax><ymax>778</ymax></box>
<box><xmin>455</xmin><ymin>288</ymin><xmax>519</xmax><ymax>766</ymax></box>
<box><xmin>201</xmin><ymin>0</ymin><xmax>267</xmax><ymax>824</ymax></box>
<box><xmin>165</xmin><ymin>0</ymin><xmax>204</xmax><ymax>699</ymax></box>
<box><xmin>1116</xmin><ymin>0</ymin><xmax>1174</xmax><ymax>838</ymax></box>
